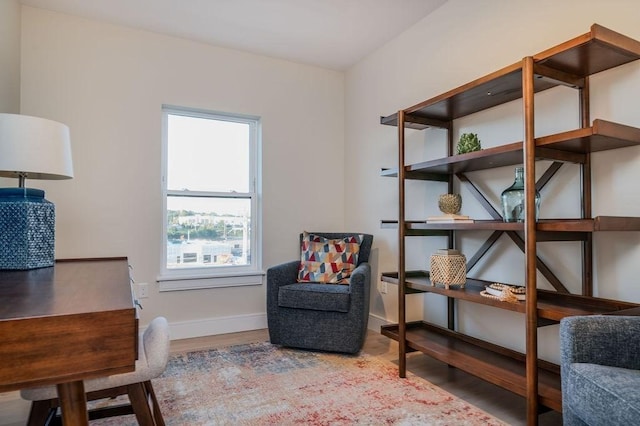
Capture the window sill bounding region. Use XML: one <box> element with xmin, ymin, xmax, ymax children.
<box><xmin>157</xmin><ymin>271</ymin><xmax>264</xmax><ymax>291</ymax></box>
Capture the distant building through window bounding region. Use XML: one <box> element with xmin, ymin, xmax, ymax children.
<box><xmin>160</xmin><ymin>105</ymin><xmax>261</xmax><ymax>289</ymax></box>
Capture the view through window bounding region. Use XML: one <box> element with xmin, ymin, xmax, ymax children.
<box><xmin>162</xmin><ymin>106</ymin><xmax>260</xmax><ymax>278</ymax></box>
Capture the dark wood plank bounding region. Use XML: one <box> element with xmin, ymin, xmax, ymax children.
<box><xmin>380</xmin><ymin>121</ymin><xmax>640</xmax><ymax>179</ymax></box>
<box><xmin>534</xmin><ymin>24</ymin><xmax>640</xmax><ymax>76</ymax></box>
<box><xmin>380</xmin><ymin>271</ymin><xmax>640</xmax><ymax>321</ymax></box>
<box><xmin>389</xmin><ymin>62</ymin><xmax>558</xmax><ymax>123</ymax></box>
<box><xmin>537</xmin><ymin>120</ymin><xmax>640</xmax><ymax>153</ymax></box>
<box><xmin>380</xmin><ymin>322</ymin><xmax>562</xmax><ymax>412</ymax></box>
<box><xmin>381</xmin><ymin>25</ymin><xmax>640</xmax><ymax>127</ymax></box>
<box><xmin>381</xmin><ymin>217</ymin><xmax>640</xmax><ymax>233</ymax></box>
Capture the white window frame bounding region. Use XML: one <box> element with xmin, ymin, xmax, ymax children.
<box><xmin>158</xmin><ymin>105</ymin><xmax>262</xmax><ymax>291</ymax></box>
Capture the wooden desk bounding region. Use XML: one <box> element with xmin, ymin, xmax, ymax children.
<box><xmin>0</xmin><ymin>257</ymin><xmax>137</xmax><ymax>425</ymax></box>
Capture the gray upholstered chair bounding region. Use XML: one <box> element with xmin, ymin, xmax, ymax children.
<box><xmin>560</xmin><ymin>315</ymin><xmax>640</xmax><ymax>425</ymax></box>
<box><xmin>21</xmin><ymin>316</ymin><xmax>170</xmax><ymax>426</ymax></box>
<box><xmin>267</xmin><ymin>232</ymin><xmax>373</xmax><ymax>354</ymax></box>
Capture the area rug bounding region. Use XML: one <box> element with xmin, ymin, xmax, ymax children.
<box><xmin>93</xmin><ymin>341</ymin><xmax>507</xmax><ymax>425</ymax></box>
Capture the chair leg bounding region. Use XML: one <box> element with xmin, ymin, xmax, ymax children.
<box><xmin>27</xmin><ymin>400</ymin><xmax>57</xmax><ymax>426</ymax></box>
<box><xmin>144</xmin><ymin>380</ymin><xmax>166</xmax><ymax>426</ymax></box>
<box><xmin>127</xmin><ymin>382</ymin><xmax>156</xmax><ymax>426</ymax></box>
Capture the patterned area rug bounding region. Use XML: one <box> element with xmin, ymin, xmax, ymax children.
<box><xmin>93</xmin><ymin>342</ymin><xmax>507</xmax><ymax>425</ymax></box>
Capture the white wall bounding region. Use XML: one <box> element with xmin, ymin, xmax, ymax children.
<box><xmin>0</xmin><ymin>0</ymin><xmax>20</xmax><ymax>113</ymax></box>
<box><xmin>15</xmin><ymin>1</ymin><xmax>640</xmax><ymax>354</ymax></box>
<box><xmin>19</xmin><ymin>6</ymin><xmax>345</xmax><ymax>336</ymax></box>
<box><xmin>346</xmin><ymin>0</ymin><xmax>640</xmax><ymax>362</ymax></box>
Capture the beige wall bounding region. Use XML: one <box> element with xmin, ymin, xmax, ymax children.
<box><xmin>15</xmin><ymin>1</ymin><xmax>640</xmax><ymax>356</ymax></box>
<box><xmin>0</xmin><ymin>0</ymin><xmax>20</xmax><ymax>113</ymax></box>
<box><xmin>19</xmin><ymin>6</ymin><xmax>345</xmax><ymax>337</ymax></box>
<box><xmin>346</xmin><ymin>0</ymin><xmax>640</xmax><ymax>362</ymax></box>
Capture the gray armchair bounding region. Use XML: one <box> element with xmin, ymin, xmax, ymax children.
<box><xmin>267</xmin><ymin>232</ymin><xmax>373</xmax><ymax>354</ymax></box>
<box><xmin>560</xmin><ymin>315</ymin><xmax>640</xmax><ymax>425</ymax></box>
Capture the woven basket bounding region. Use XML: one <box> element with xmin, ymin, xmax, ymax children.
<box><xmin>430</xmin><ymin>252</ymin><xmax>466</xmax><ymax>289</ymax></box>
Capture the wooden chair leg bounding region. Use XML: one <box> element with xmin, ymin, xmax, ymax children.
<box><xmin>127</xmin><ymin>382</ymin><xmax>156</xmax><ymax>426</ymax></box>
<box><xmin>144</xmin><ymin>380</ymin><xmax>166</xmax><ymax>426</ymax></box>
<box><xmin>26</xmin><ymin>381</ymin><xmax>164</xmax><ymax>425</ymax></box>
<box><xmin>27</xmin><ymin>400</ymin><xmax>57</xmax><ymax>426</ymax></box>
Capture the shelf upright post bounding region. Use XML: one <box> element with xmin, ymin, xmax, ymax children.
<box><xmin>446</xmin><ymin>121</ymin><xmax>455</xmax><ymax>330</ymax></box>
<box><xmin>397</xmin><ymin>109</ymin><xmax>407</xmax><ymax>378</ymax></box>
<box><xmin>523</xmin><ymin>56</ymin><xmax>539</xmax><ymax>425</ymax></box>
<box><xmin>580</xmin><ymin>79</ymin><xmax>593</xmax><ymax>296</ymax></box>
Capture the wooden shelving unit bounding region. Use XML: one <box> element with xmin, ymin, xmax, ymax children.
<box><xmin>380</xmin><ymin>24</ymin><xmax>640</xmax><ymax>424</ymax></box>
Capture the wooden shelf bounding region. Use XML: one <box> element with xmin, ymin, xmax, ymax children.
<box><xmin>380</xmin><ymin>63</ymin><xmax>554</xmax><ymax>127</ymax></box>
<box><xmin>380</xmin><ymin>321</ymin><xmax>562</xmax><ymax>412</ymax></box>
<box><xmin>381</xmin><ymin>217</ymin><xmax>640</xmax><ymax>233</ymax></box>
<box><xmin>380</xmin><ymin>168</ymin><xmax>449</xmax><ymax>182</ymax></box>
<box><xmin>381</xmin><ymin>24</ymin><xmax>640</xmax><ymax>128</ymax></box>
<box><xmin>537</xmin><ymin>120</ymin><xmax>640</xmax><ymax>153</ymax></box>
<box><xmin>380</xmin><ymin>120</ymin><xmax>640</xmax><ymax>179</ymax></box>
<box><xmin>538</xmin><ymin>217</ymin><xmax>640</xmax><ymax>232</ymax></box>
<box><xmin>381</xmin><ymin>271</ymin><xmax>640</xmax><ymax>321</ymax></box>
<box><xmin>534</xmin><ymin>24</ymin><xmax>640</xmax><ymax>77</ymax></box>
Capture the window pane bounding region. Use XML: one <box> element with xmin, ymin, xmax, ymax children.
<box><xmin>167</xmin><ymin>114</ymin><xmax>250</xmax><ymax>193</ymax></box>
<box><xmin>166</xmin><ymin>196</ymin><xmax>251</xmax><ymax>269</ymax></box>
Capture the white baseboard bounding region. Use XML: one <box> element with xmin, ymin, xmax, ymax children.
<box><xmin>159</xmin><ymin>312</ymin><xmax>390</xmax><ymax>341</ymax></box>
<box><xmin>167</xmin><ymin>313</ymin><xmax>268</xmax><ymax>340</ymax></box>
<box><xmin>367</xmin><ymin>313</ymin><xmax>391</xmax><ymax>332</ymax></box>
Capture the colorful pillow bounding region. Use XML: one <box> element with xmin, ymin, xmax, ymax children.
<box><xmin>297</xmin><ymin>232</ymin><xmax>364</xmax><ymax>284</ymax></box>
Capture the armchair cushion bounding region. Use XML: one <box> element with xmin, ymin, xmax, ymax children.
<box><xmin>297</xmin><ymin>232</ymin><xmax>363</xmax><ymax>284</ymax></box>
<box><xmin>278</xmin><ymin>282</ymin><xmax>350</xmax><ymax>312</ymax></box>
<box><xmin>560</xmin><ymin>315</ymin><xmax>640</xmax><ymax>426</ymax></box>
<box><xmin>565</xmin><ymin>362</ymin><xmax>640</xmax><ymax>425</ymax></box>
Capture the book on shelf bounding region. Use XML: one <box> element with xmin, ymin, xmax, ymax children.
<box><xmin>426</xmin><ymin>214</ymin><xmax>474</xmax><ymax>224</ymax></box>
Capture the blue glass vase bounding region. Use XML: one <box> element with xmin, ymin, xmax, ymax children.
<box><xmin>501</xmin><ymin>167</ymin><xmax>540</xmax><ymax>222</ymax></box>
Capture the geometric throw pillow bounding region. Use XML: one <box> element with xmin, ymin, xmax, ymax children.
<box><xmin>297</xmin><ymin>232</ymin><xmax>364</xmax><ymax>284</ymax></box>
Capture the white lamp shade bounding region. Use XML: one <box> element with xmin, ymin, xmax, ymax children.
<box><xmin>0</xmin><ymin>113</ymin><xmax>74</xmax><ymax>180</ymax></box>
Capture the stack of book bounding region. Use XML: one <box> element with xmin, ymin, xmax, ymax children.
<box><xmin>426</xmin><ymin>214</ymin><xmax>474</xmax><ymax>224</ymax></box>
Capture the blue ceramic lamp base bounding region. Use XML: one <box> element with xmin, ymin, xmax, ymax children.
<box><xmin>0</xmin><ymin>188</ymin><xmax>55</xmax><ymax>270</ymax></box>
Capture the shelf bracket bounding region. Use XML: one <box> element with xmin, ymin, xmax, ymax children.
<box><xmin>534</xmin><ymin>63</ymin><xmax>585</xmax><ymax>89</ymax></box>
<box><xmin>536</xmin><ymin>147</ymin><xmax>587</xmax><ymax>164</ymax></box>
<box><xmin>506</xmin><ymin>231</ymin><xmax>570</xmax><ymax>294</ymax></box>
<box><xmin>536</xmin><ymin>162</ymin><xmax>563</xmax><ymax>191</ymax></box>
<box><xmin>466</xmin><ymin>230</ymin><xmax>503</xmax><ymax>272</ymax></box>
<box><xmin>456</xmin><ymin>172</ymin><xmax>503</xmax><ymax>220</ymax></box>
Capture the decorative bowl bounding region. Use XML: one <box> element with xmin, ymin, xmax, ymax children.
<box><xmin>438</xmin><ymin>193</ymin><xmax>462</xmax><ymax>215</ymax></box>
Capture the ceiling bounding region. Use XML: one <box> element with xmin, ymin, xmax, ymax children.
<box><xmin>19</xmin><ymin>0</ymin><xmax>447</xmax><ymax>70</ymax></box>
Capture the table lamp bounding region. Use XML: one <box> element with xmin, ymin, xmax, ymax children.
<box><xmin>0</xmin><ymin>113</ymin><xmax>73</xmax><ymax>270</ymax></box>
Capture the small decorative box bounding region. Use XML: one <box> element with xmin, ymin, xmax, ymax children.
<box><xmin>430</xmin><ymin>249</ymin><xmax>466</xmax><ymax>289</ymax></box>
<box><xmin>0</xmin><ymin>188</ymin><xmax>55</xmax><ymax>270</ymax></box>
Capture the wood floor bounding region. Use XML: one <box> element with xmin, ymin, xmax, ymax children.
<box><xmin>0</xmin><ymin>328</ymin><xmax>563</xmax><ymax>425</ymax></box>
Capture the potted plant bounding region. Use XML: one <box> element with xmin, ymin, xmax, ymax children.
<box><xmin>456</xmin><ymin>133</ymin><xmax>482</xmax><ymax>154</ymax></box>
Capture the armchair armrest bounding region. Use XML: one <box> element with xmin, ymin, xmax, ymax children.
<box><xmin>348</xmin><ymin>263</ymin><xmax>371</xmax><ymax>297</ymax></box>
<box><xmin>267</xmin><ymin>260</ymin><xmax>300</xmax><ymax>288</ymax></box>
<box><xmin>347</xmin><ymin>262</ymin><xmax>371</xmax><ymax>319</ymax></box>
<box><xmin>560</xmin><ymin>315</ymin><xmax>640</xmax><ymax>370</ymax></box>
<box><xmin>266</xmin><ymin>260</ymin><xmax>299</xmax><ymax>321</ymax></box>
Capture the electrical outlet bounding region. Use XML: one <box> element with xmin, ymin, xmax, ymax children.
<box><xmin>137</xmin><ymin>282</ymin><xmax>149</xmax><ymax>299</ymax></box>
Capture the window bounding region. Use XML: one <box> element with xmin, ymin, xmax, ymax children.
<box><xmin>159</xmin><ymin>106</ymin><xmax>262</xmax><ymax>290</ymax></box>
